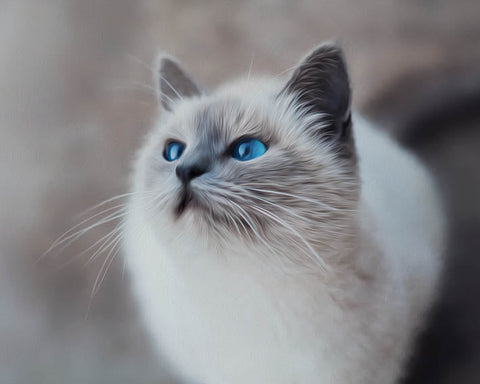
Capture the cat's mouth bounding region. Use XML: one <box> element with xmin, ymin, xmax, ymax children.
<box><xmin>175</xmin><ymin>186</ymin><xmax>205</xmax><ymax>217</ymax></box>
<box><xmin>175</xmin><ymin>187</ymin><xmax>193</xmax><ymax>216</ymax></box>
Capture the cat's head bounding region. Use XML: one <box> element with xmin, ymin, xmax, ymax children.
<box><xmin>135</xmin><ymin>43</ymin><xmax>359</xmax><ymax>268</ymax></box>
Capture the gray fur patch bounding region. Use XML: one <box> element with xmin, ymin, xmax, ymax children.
<box><xmin>280</xmin><ymin>42</ymin><xmax>354</xmax><ymax>158</ymax></box>
<box><xmin>158</xmin><ymin>56</ymin><xmax>202</xmax><ymax>111</ymax></box>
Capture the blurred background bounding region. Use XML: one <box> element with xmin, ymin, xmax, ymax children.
<box><xmin>1</xmin><ymin>1</ymin><xmax>479</xmax><ymax>383</ymax></box>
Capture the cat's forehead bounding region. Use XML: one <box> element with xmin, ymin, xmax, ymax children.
<box><xmin>165</xmin><ymin>95</ymin><xmax>276</xmax><ymax>144</ymax></box>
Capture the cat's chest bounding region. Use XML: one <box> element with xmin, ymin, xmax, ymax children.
<box><xmin>152</xmin><ymin>242</ymin><xmax>334</xmax><ymax>339</ymax></box>
<box><xmin>128</xmin><ymin>235</ymin><xmax>346</xmax><ymax>382</ymax></box>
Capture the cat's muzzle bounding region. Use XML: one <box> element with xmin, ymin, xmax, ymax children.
<box><xmin>175</xmin><ymin>186</ymin><xmax>194</xmax><ymax>216</ymax></box>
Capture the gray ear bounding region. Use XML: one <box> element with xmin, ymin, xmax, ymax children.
<box><xmin>157</xmin><ymin>55</ymin><xmax>202</xmax><ymax>111</ymax></box>
<box><xmin>281</xmin><ymin>43</ymin><xmax>352</xmax><ymax>144</ymax></box>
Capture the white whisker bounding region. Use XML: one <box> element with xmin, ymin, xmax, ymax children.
<box><xmin>91</xmin><ymin>232</ymin><xmax>124</xmax><ymax>297</ymax></box>
<box><xmin>84</xmin><ymin>222</ymin><xmax>126</xmax><ymax>266</ymax></box>
<box><xmin>247</xmin><ymin>53</ymin><xmax>255</xmax><ymax>81</ymax></box>
<box><xmin>242</xmin><ymin>185</ymin><xmax>347</xmax><ymax>212</ymax></box>
<box><xmin>127</xmin><ymin>53</ymin><xmax>156</xmax><ymax>75</ymax></box>
<box><xmin>110</xmin><ymin>83</ymin><xmax>157</xmax><ymax>97</ymax></box>
<box><xmin>78</xmin><ymin>191</ymin><xmax>152</xmax><ymax>217</ymax></box>
<box><xmin>158</xmin><ymin>73</ymin><xmax>184</xmax><ymax>102</ymax></box>
<box><xmin>249</xmin><ymin>204</ymin><xmax>328</xmax><ymax>271</ymax></box>
<box><xmin>42</xmin><ymin>208</ymin><xmax>127</xmax><ymax>262</ymax></box>
<box><xmin>42</xmin><ymin>191</ymin><xmax>155</xmax><ymax>260</ymax></box>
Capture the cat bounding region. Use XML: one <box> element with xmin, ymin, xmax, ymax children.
<box><xmin>123</xmin><ymin>42</ymin><xmax>445</xmax><ymax>384</ymax></box>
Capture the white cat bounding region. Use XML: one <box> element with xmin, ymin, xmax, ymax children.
<box><xmin>124</xmin><ymin>43</ymin><xmax>445</xmax><ymax>383</ymax></box>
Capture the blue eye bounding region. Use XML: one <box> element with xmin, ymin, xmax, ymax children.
<box><xmin>164</xmin><ymin>141</ymin><xmax>185</xmax><ymax>161</ymax></box>
<box><xmin>232</xmin><ymin>138</ymin><xmax>267</xmax><ymax>161</ymax></box>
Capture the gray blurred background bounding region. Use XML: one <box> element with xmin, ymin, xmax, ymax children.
<box><xmin>1</xmin><ymin>1</ymin><xmax>479</xmax><ymax>383</ymax></box>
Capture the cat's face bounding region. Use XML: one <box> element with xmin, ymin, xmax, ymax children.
<box><xmin>136</xmin><ymin>44</ymin><xmax>360</xmax><ymax>268</ymax></box>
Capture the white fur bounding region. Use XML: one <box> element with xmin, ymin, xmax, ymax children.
<box><xmin>124</xmin><ymin>78</ymin><xmax>445</xmax><ymax>383</ymax></box>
